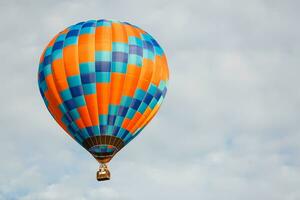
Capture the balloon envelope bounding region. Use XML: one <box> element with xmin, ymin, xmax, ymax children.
<box><xmin>38</xmin><ymin>19</ymin><xmax>169</xmax><ymax>164</ymax></box>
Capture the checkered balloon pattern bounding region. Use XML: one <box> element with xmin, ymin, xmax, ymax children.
<box><xmin>38</xmin><ymin>19</ymin><xmax>169</xmax><ymax>163</ymax></box>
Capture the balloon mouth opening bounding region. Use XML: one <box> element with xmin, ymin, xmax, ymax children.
<box><xmin>83</xmin><ymin>135</ymin><xmax>125</xmax><ymax>164</ymax></box>
<box><xmin>89</xmin><ymin>145</ymin><xmax>117</xmax><ymax>164</ymax></box>
<box><xmin>89</xmin><ymin>145</ymin><xmax>118</xmax><ymax>156</ymax></box>
<box><xmin>97</xmin><ymin>163</ymin><xmax>111</xmax><ymax>181</ymax></box>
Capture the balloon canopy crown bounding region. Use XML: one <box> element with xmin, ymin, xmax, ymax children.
<box><xmin>97</xmin><ymin>163</ymin><xmax>111</xmax><ymax>181</ymax></box>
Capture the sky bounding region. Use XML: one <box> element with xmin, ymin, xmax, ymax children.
<box><xmin>0</xmin><ymin>0</ymin><xmax>300</xmax><ymax>199</ymax></box>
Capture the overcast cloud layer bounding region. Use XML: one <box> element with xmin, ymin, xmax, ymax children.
<box><xmin>0</xmin><ymin>0</ymin><xmax>300</xmax><ymax>199</ymax></box>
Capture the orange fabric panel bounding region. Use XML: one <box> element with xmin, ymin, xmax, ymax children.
<box><xmin>44</xmin><ymin>91</ymin><xmax>59</xmax><ymax>108</ymax></box>
<box><xmin>45</xmin><ymin>75</ymin><xmax>63</xmax><ymax>105</ymax></box>
<box><xmin>136</xmin><ymin>58</ymin><xmax>154</xmax><ymax>91</ymax></box>
<box><xmin>110</xmin><ymin>73</ymin><xmax>125</xmax><ymax>104</ymax></box>
<box><xmin>138</xmin><ymin>79</ymin><xmax>150</xmax><ymax>91</ymax></box>
<box><xmin>127</xmin><ymin>112</ymin><xmax>142</xmax><ymax>132</ymax></box>
<box><xmin>85</xmin><ymin>94</ymin><xmax>99</xmax><ymax>126</ymax></box>
<box><xmin>95</xmin><ymin>25</ymin><xmax>112</xmax><ymax>121</ymax></box>
<box><xmin>96</xmin><ymin>83</ymin><xmax>110</xmax><ymax>114</ymax></box>
<box><xmin>63</xmin><ymin>45</ymin><xmax>80</xmax><ymax>76</ymax></box>
<box><xmin>143</xmin><ymin>107</ymin><xmax>152</xmax><ymax>117</ymax></box>
<box><xmin>129</xmin><ymin>106</ymin><xmax>152</xmax><ymax>133</ymax></box>
<box><xmin>77</xmin><ymin>106</ymin><xmax>92</xmax><ymax>127</ymax></box>
<box><xmin>152</xmin><ymin>56</ymin><xmax>163</xmax><ymax>86</ymax></box>
<box><xmin>122</xmin><ymin>64</ymin><xmax>141</xmax><ymax>96</ymax></box>
<box><xmin>71</xmin><ymin>117</ymin><xmax>86</xmax><ymax>133</ymax></box>
<box><xmin>161</xmin><ymin>54</ymin><xmax>169</xmax><ymax>81</ymax></box>
<box><xmin>78</xmin><ymin>33</ymin><xmax>95</xmax><ymax>63</ymax></box>
<box><xmin>77</xmin><ymin>32</ymin><xmax>96</xmax><ymax>129</ymax></box>
<box><xmin>127</xmin><ymin>64</ymin><xmax>141</xmax><ymax>76</ymax></box>
<box><xmin>141</xmin><ymin>59</ymin><xmax>154</xmax><ymax>81</ymax></box>
<box><xmin>47</xmin><ymin>98</ymin><xmax>63</xmax><ymax>119</ymax></box>
<box><xmin>95</xmin><ymin>26</ymin><xmax>112</xmax><ymax>51</ymax></box>
<box><xmin>52</xmin><ymin>58</ymin><xmax>68</xmax><ymax>92</ymax></box>
<box><xmin>121</xmin><ymin>118</ymin><xmax>131</xmax><ymax>129</ymax></box>
<box><xmin>112</xmin><ymin>22</ymin><xmax>127</xmax><ymax>43</ymax></box>
<box><xmin>124</xmin><ymin>24</ymin><xmax>141</xmax><ymax>37</ymax></box>
<box><xmin>123</xmin><ymin>75</ymin><xmax>139</xmax><ymax>97</ymax></box>
<box><xmin>75</xmin><ymin>118</ymin><xmax>85</xmax><ymax>129</ymax></box>
<box><xmin>131</xmin><ymin>115</ymin><xmax>146</xmax><ymax>132</ymax></box>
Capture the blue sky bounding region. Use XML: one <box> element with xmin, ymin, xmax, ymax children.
<box><xmin>0</xmin><ymin>0</ymin><xmax>300</xmax><ymax>199</ymax></box>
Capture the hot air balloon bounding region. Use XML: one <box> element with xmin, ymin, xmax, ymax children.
<box><xmin>38</xmin><ymin>19</ymin><xmax>169</xmax><ymax>181</ymax></box>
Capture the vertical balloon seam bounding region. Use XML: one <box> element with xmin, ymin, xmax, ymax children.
<box><xmin>107</xmin><ymin>21</ymin><xmax>119</xmax><ymax>147</ymax></box>
<box><xmin>132</xmin><ymin>36</ymin><xmax>168</xmax><ymax>139</ymax></box>
<box><xmin>90</xmin><ymin>19</ymin><xmax>100</xmax><ymax>136</ymax></box>
<box><xmin>95</xmin><ymin>19</ymin><xmax>106</xmax><ymax>138</ymax></box>
<box><xmin>141</xmin><ymin>60</ymin><xmax>169</xmax><ymax>130</ymax></box>
<box><xmin>112</xmin><ymin>22</ymin><xmax>129</xmax><ymax>136</ymax></box>
<box><xmin>98</xmin><ymin>20</ymin><xmax>110</xmax><ymax>154</ymax></box>
<box><xmin>135</xmin><ymin>34</ymin><xmax>163</xmax><ymax>134</ymax></box>
<box><xmin>47</xmin><ymin>31</ymin><xmax>77</xmax><ymax>138</ymax></box>
<box><xmin>56</xmin><ymin>28</ymin><xmax>79</xmax><ymax>140</ymax></box>
<box><xmin>114</xmin><ymin>24</ymin><xmax>143</xmax><ymax>140</ymax></box>
<box><xmin>78</xmin><ymin>21</ymin><xmax>95</xmax><ymax>139</ymax></box>
<box><xmin>63</xmin><ymin>23</ymin><xmax>91</xmax><ymax>144</ymax></box>
<box><xmin>109</xmin><ymin>22</ymin><xmax>129</xmax><ymax>148</ymax></box>
<box><xmin>82</xmin><ymin>20</ymin><xmax>100</xmax><ymax>137</ymax></box>
<box><xmin>92</xmin><ymin>20</ymin><xmax>101</xmax><ymax>138</ymax></box>
<box><xmin>113</xmin><ymin>22</ymin><xmax>134</xmax><ymax>153</ymax></box>
<box><xmin>131</xmin><ymin>45</ymin><xmax>161</xmax><ymax>134</ymax></box>
<box><xmin>83</xmin><ymin>19</ymin><xmax>100</xmax><ymax>152</ymax></box>
<box><xmin>59</xmin><ymin>27</ymin><xmax>77</xmax><ymax>141</ymax></box>
<box><xmin>117</xmin><ymin>26</ymin><xmax>145</xmax><ymax>142</ymax></box>
<box><xmin>111</xmin><ymin>23</ymin><xmax>133</xmax><ymax>138</ymax></box>
<box><xmin>123</xmin><ymin>32</ymin><xmax>156</xmax><ymax>142</ymax></box>
<box><xmin>89</xmin><ymin>20</ymin><xmax>102</xmax><ymax>148</ymax></box>
<box><xmin>130</xmin><ymin>32</ymin><xmax>161</xmax><ymax>133</ymax></box>
<box><xmin>67</xmin><ymin>22</ymin><xmax>95</xmax><ymax>147</ymax></box>
<box><xmin>66</xmin><ymin>22</ymin><xmax>94</xmax><ymax>147</ymax></box>
<box><xmin>96</xmin><ymin>19</ymin><xmax>112</xmax><ymax>141</ymax></box>
<box><xmin>126</xmin><ymin>34</ymin><xmax>156</xmax><ymax>136</ymax></box>
<box><xmin>61</xmin><ymin>23</ymin><xmax>89</xmax><ymax>145</ymax></box>
<box><xmin>138</xmin><ymin>34</ymin><xmax>166</xmax><ymax>131</ymax></box>
<box><xmin>124</xmin><ymin>28</ymin><xmax>156</xmax><ymax>142</ymax></box>
<box><xmin>102</xmin><ymin>20</ymin><xmax>113</xmax><ymax>154</ymax></box>
<box><xmin>64</xmin><ymin>22</ymin><xmax>94</xmax><ymax>145</ymax></box>
<box><xmin>77</xmin><ymin>21</ymin><xmax>98</xmax><ymax>149</ymax></box>
<box><xmin>112</xmin><ymin>21</ymin><xmax>128</xmax><ymax>136</ymax></box>
<box><xmin>94</xmin><ymin>19</ymin><xmax>103</xmax><ymax>137</ymax></box>
<box><xmin>84</xmin><ymin>20</ymin><xmax>100</xmax><ymax>150</ymax></box>
<box><xmin>94</xmin><ymin>19</ymin><xmax>102</xmax><ymax>141</ymax></box>
<box><xmin>51</xmin><ymin>28</ymin><xmax>85</xmax><ymax>143</ymax></box>
<box><xmin>95</xmin><ymin>20</ymin><xmax>111</xmax><ymax>151</ymax></box>
<box><xmin>144</xmin><ymin>63</ymin><xmax>169</xmax><ymax>128</ymax></box>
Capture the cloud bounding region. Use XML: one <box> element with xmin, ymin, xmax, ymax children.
<box><xmin>0</xmin><ymin>0</ymin><xmax>300</xmax><ymax>199</ymax></box>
